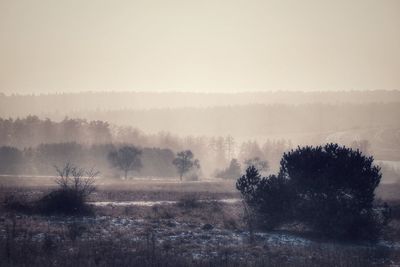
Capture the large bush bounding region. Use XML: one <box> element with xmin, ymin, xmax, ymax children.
<box><xmin>38</xmin><ymin>163</ymin><xmax>97</xmax><ymax>215</ymax></box>
<box><xmin>237</xmin><ymin>143</ymin><xmax>390</xmax><ymax>240</ymax></box>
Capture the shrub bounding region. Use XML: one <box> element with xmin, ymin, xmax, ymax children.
<box><xmin>237</xmin><ymin>143</ymin><xmax>390</xmax><ymax>241</ymax></box>
<box><xmin>37</xmin><ymin>163</ymin><xmax>97</xmax><ymax>215</ymax></box>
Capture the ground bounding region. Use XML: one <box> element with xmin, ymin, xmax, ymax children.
<box><xmin>1</xmin><ymin>176</ymin><xmax>400</xmax><ymax>266</ymax></box>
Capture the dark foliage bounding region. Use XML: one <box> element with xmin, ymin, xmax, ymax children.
<box><xmin>237</xmin><ymin>143</ymin><xmax>390</xmax><ymax>240</ymax></box>
<box><xmin>37</xmin><ymin>189</ymin><xmax>92</xmax><ymax>215</ymax></box>
<box><xmin>237</xmin><ymin>167</ymin><xmax>295</xmax><ymax>229</ymax></box>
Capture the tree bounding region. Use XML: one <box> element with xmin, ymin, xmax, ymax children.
<box><xmin>237</xmin><ymin>143</ymin><xmax>390</xmax><ymax>240</ymax></box>
<box><xmin>172</xmin><ymin>150</ymin><xmax>200</xmax><ymax>181</ymax></box>
<box><xmin>108</xmin><ymin>146</ymin><xmax>142</xmax><ymax>179</ymax></box>
<box><xmin>54</xmin><ymin>162</ymin><xmax>97</xmax><ymax>199</ymax></box>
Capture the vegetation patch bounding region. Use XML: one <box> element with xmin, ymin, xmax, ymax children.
<box><xmin>237</xmin><ymin>143</ymin><xmax>391</xmax><ymax>241</ymax></box>
<box><xmin>37</xmin><ymin>163</ymin><xmax>97</xmax><ymax>216</ymax></box>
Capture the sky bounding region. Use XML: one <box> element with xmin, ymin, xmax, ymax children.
<box><xmin>0</xmin><ymin>0</ymin><xmax>399</xmax><ymax>94</ymax></box>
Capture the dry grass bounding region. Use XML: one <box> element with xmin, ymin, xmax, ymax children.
<box><xmin>1</xmin><ymin>211</ymin><xmax>399</xmax><ymax>267</ymax></box>
<box><xmin>2</xmin><ymin>178</ymin><xmax>400</xmax><ymax>266</ymax></box>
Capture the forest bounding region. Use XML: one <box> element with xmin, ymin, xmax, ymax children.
<box><xmin>0</xmin><ymin>116</ymin><xmax>293</xmax><ymax>178</ymax></box>
<box><xmin>0</xmin><ymin>115</ymin><xmax>399</xmax><ymax>183</ymax></box>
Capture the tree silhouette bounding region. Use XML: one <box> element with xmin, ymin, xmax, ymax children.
<box><xmin>172</xmin><ymin>150</ymin><xmax>200</xmax><ymax>181</ymax></box>
<box><xmin>108</xmin><ymin>146</ymin><xmax>142</xmax><ymax>179</ymax></box>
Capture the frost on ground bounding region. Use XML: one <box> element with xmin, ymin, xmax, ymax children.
<box><xmin>1</xmin><ymin>213</ymin><xmax>399</xmax><ymax>265</ymax></box>
<box><xmin>2</xmin><ymin>182</ymin><xmax>400</xmax><ymax>266</ymax></box>
<box><xmin>90</xmin><ymin>198</ymin><xmax>241</xmax><ymax>207</ymax></box>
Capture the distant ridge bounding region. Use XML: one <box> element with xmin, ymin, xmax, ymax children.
<box><xmin>1</xmin><ymin>90</ymin><xmax>400</xmax><ymax>117</ymax></box>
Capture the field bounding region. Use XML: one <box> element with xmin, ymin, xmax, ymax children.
<box><xmin>1</xmin><ymin>177</ymin><xmax>400</xmax><ymax>266</ymax></box>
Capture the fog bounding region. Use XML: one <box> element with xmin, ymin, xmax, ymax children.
<box><xmin>0</xmin><ymin>91</ymin><xmax>399</xmax><ymax>182</ymax></box>
<box><xmin>2</xmin><ymin>1</ymin><xmax>400</xmax><ymax>264</ymax></box>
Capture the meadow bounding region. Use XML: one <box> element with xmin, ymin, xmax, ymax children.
<box><xmin>1</xmin><ymin>176</ymin><xmax>400</xmax><ymax>266</ymax></box>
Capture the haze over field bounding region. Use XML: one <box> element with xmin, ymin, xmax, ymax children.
<box><xmin>1</xmin><ymin>0</ymin><xmax>399</xmax><ymax>181</ymax></box>
<box><xmin>2</xmin><ymin>1</ymin><xmax>400</xmax><ymax>266</ymax></box>
<box><xmin>1</xmin><ymin>91</ymin><xmax>400</xmax><ymax>182</ymax></box>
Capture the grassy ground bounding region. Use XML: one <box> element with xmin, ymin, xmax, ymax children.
<box><xmin>1</xmin><ymin>177</ymin><xmax>400</xmax><ymax>266</ymax></box>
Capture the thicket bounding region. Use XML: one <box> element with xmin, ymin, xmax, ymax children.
<box><xmin>237</xmin><ymin>143</ymin><xmax>390</xmax><ymax>240</ymax></box>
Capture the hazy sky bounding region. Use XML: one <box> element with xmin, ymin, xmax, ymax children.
<box><xmin>0</xmin><ymin>0</ymin><xmax>399</xmax><ymax>94</ymax></box>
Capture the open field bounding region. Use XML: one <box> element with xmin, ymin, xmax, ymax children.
<box><xmin>1</xmin><ymin>175</ymin><xmax>398</xmax><ymax>200</ymax></box>
<box><xmin>1</xmin><ymin>177</ymin><xmax>400</xmax><ymax>266</ymax></box>
<box><xmin>1</xmin><ymin>0</ymin><xmax>399</xmax><ymax>264</ymax></box>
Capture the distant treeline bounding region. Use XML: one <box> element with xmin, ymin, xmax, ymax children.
<box><xmin>0</xmin><ymin>141</ymin><xmax>398</xmax><ymax>182</ymax></box>
<box><xmin>73</xmin><ymin>103</ymin><xmax>400</xmax><ymax>136</ymax></box>
<box><xmin>1</xmin><ymin>90</ymin><xmax>400</xmax><ymax>117</ymax></box>
<box><xmin>0</xmin><ymin>139</ymin><xmax>291</xmax><ymax>178</ymax></box>
<box><xmin>2</xmin><ymin>103</ymin><xmax>400</xmax><ymax>139</ymax></box>
<box><xmin>0</xmin><ymin>116</ymin><xmax>295</xmax><ymax>175</ymax></box>
<box><xmin>0</xmin><ymin>143</ymin><xmax>177</xmax><ymax>178</ymax></box>
<box><xmin>0</xmin><ymin>116</ymin><xmax>112</xmax><ymax>148</ymax></box>
<box><xmin>1</xmin><ymin>116</ymin><xmax>399</xmax><ymax>177</ymax></box>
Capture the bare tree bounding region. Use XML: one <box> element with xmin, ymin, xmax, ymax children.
<box><xmin>37</xmin><ymin>163</ymin><xmax>99</xmax><ymax>215</ymax></box>
<box><xmin>172</xmin><ymin>150</ymin><xmax>200</xmax><ymax>181</ymax></box>
<box><xmin>54</xmin><ymin>162</ymin><xmax>98</xmax><ymax>198</ymax></box>
<box><xmin>108</xmin><ymin>146</ymin><xmax>142</xmax><ymax>179</ymax></box>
